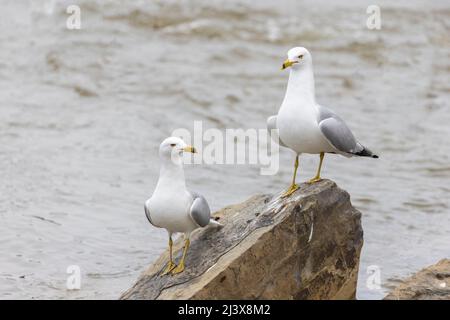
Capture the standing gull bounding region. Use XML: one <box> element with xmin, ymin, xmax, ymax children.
<box><xmin>145</xmin><ymin>137</ymin><xmax>222</xmax><ymax>275</ymax></box>
<box><xmin>268</xmin><ymin>47</ymin><xmax>378</xmax><ymax>197</ymax></box>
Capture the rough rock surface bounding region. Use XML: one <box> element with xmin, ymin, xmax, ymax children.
<box><xmin>121</xmin><ymin>179</ymin><xmax>363</xmax><ymax>300</ymax></box>
<box><xmin>385</xmin><ymin>259</ymin><xmax>450</xmax><ymax>300</ymax></box>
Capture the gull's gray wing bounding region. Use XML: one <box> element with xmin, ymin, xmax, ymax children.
<box><xmin>267</xmin><ymin>115</ymin><xmax>287</xmax><ymax>147</ymax></box>
<box><xmin>144</xmin><ymin>200</ymin><xmax>159</xmax><ymax>227</ymax></box>
<box><xmin>317</xmin><ymin>106</ymin><xmax>363</xmax><ymax>155</ymax></box>
<box><xmin>189</xmin><ymin>192</ymin><xmax>211</xmax><ymax>227</ymax></box>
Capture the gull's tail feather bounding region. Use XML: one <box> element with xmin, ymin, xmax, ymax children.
<box><xmin>209</xmin><ymin>218</ymin><xmax>223</xmax><ymax>227</ymax></box>
<box><xmin>354</xmin><ymin>145</ymin><xmax>379</xmax><ymax>158</ymax></box>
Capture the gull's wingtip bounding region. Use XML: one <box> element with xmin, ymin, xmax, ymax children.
<box><xmin>354</xmin><ymin>146</ymin><xmax>379</xmax><ymax>158</ymax></box>
<box><xmin>209</xmin><ymin>218</ymin><xmax>224</xmax><ymax>228</ymax></box>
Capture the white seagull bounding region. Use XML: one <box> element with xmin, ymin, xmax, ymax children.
<box><xmin>268</xmin><ymin>47</ymin><xmax>378</xmax><ymax>197</ymax></box>
<box><xmin>144</xmin><ymin>137</ymin><xmax>222</xmax><ymax>275</ymax></box>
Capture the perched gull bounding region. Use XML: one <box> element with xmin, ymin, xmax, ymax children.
<box><xmin>145</xmin><ymin>137</ymin><xmax>222</xmax><ymax>275</ymax></box>
<box><xmin>268</xmin><ymin>47</ymin><xmax>378</xmax><ymax>197</ymax></box>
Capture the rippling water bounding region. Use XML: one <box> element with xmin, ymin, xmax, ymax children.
<box><xmin>0</xmin><ymin>0</ymin><xmax>449</xmax><ymax>299</ymax></box>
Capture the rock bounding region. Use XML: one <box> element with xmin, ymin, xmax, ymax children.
<box><xmin>384</xmin><ymin>259</ymin><xmax>450</xmax><ymax>300</ymax></box>
<box><xmin>120</xmin><ymin>179</ymin><xmax>363</xmax><ymax>300</ymax></box>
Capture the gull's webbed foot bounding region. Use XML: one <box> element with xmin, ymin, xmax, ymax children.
<box><xmin>308</xmin><ymin>153</ymin><xmax>324</xmax><ymax>184</ymax></box>
<box><xmin>171</xmin><ymin>262</ymin><xmax>185</xmax><ymax>275</ymax></box>
<box><xmin>281</xmin><ymin>183</ymin><xmax>299</xmax><ymax>198</ymax></box>
<box><xmin>161</xmin><ymin>261</ymin><xmax>176</xmax><ymax>275</ymax></box>
<box><xmin>307</xmin><ymin>176</ymin><xmax>322</xmax><ymax>184</ymax></box>
<box><xmin>171</xmin><ymin>239</ymin><xmax>190</xmax><ymax>275</ymax></box>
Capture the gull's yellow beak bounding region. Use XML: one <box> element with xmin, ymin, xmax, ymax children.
<box><xmin>182</xmin><ymin>146</ymin><xmax>197</xmax><ymax>153</ymax></box>
<box><xmin>281</xmin><ymin>59</ymin><xmax>296</xmax><ymax>70</ymax></box>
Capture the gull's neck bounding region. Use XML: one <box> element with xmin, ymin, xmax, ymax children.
<box><xmin>283</xmin><ymin>63</ymin><xmax>316</xmax><ymax>106</ymax></box>
<box><xmin>156</xmin><ymin>158</ymin><xmax>186</xmax><ymax>192</ymax></box>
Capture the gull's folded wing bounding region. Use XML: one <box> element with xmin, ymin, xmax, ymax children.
<box><xmin>317</xmin><ymin>106</ymin><xmax>362</xmax><ymax>156</ymax></box>
<box><xmin>267</xmin><ymin>115</ymin><xmax>287</xmax><ymax>147</ymax></box>
<box><xmin>144</xmin><ymin>201</ymin><xmax>159</xmax><ymax>227</ymax></box>
<box><xmin>189</xmin><ymin>192</ymin><xmax>211</xmax><ymax>227</ymax></box>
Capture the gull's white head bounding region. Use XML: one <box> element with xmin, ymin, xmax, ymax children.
<box><xmin>159</xmin><ymin>136</ymin><xmax>196</xmax><ymax>163</ymax></box>
<box><xmin>281</xmin><ymin>47</ymin><xmax>312</xmax><ymax>70</ymax></box>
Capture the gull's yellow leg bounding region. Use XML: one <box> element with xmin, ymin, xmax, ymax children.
<box><xmin>171</xmin><ymin>239</ymin><xmax>190</xmax><ymax>275</ymax></box>
<box><xmin>161</xmin><ymin>236</ymin><xmax>176</xmax><ymax>275</ymax></box>
<box><xmin>308</xmin><ymin>152</ymin><xmax>325</xmax><ymax>183</ymax></box>
<box><xmin>282</xmin><ymin>155</ymin><xmax>300</xmax><ymax>198</ymax></box>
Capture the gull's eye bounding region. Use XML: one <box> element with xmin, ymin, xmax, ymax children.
<box><xmin>170</xmin><ymin>143</ymin><xmax>176</xmax><ymax>147</ymax></box>
<box><xmin>298</xmin><ymin>54</ymin><xmax>304</xmax><ymax>59</ymax></box>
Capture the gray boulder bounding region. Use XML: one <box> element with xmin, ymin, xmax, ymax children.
<box><xmin>121</xmin><ymin>179</ymin><xmax>363</xmax><ymax>300</ymax></box>
<box><xmin>385</xmin><ymin>259</ymin><xmax>450</xmax><ymax>300</ymax></box>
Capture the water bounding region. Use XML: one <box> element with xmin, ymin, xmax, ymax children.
<box><xmin>0</xmin><ymin>0</ymin><xmax>449</xmax><ymax>299</ymax></box>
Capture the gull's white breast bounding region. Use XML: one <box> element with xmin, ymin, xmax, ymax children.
<box><xmin>147</xmin><ymin>188</ymin><xmax>197</xmax><ymax>233</ymax></box>
<box><xmin>277</xmin><ymin>102</ymin><xmax>333</xmax><ymax>154</ymax></box>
